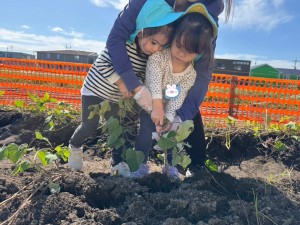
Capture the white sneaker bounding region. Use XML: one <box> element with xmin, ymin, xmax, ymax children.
<box><xmin>67</xmin><ymin>144</ymin><xmax>83</xmax><ymax>171</ymax></box>
<box><xmin>131</xmin><ymin>163</ymin><xmax>150</xmax><ymax>178</ymax></box>
<box><xmin>110</xmin><ymin>162</ymin><xmax>131</xmax><ymax>177</ymax></box>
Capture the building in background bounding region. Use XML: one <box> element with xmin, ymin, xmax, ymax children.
<box><xmin>250</xmin><ymin>64</ymin><xmax>300</xmax><ymax>80</ymax></box>
<box><xmin>0</xmin><ymin>51</ymin><xmax>35</xmax><ymax>59</ymax></box>
<box><xmin>36</xmin><ymin>50</ymin><xmax>98</xmax><ymax>64</ymax></box>
<box><xmin>213</xmin><ymin>58</ymin><xmax>251</xmax><ymax>76</ymax></box>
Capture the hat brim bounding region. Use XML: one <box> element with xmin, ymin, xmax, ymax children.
<box><xmin>183</xmin><ymin>3</ymin><xmax>218</xmax><ymax>39</ymax></box>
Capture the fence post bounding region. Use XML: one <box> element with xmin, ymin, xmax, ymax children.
<box><xmin>228</xmin><ymin>75</ymin><xmax>239</xmax><ymax>117</ymax></box>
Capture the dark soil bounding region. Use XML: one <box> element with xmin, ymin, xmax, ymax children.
<box><xmin>0</xmin><ymin>109</ymin><xmax>299</xmax><ymax>225</ymax></box>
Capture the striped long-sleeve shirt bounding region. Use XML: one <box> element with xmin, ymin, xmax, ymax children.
<box><xmin>81</xmin><ymin>42</ymin><xmax>148</xmax><ymax>102</ymax></box>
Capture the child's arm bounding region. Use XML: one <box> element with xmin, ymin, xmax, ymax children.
<box><xmin>145</xmin><ymin>53</ymin><xmax>164</xmax><ymax>125</ymax></box>
<box><xmin>106</xmin><ymin>0</ymin><xmax>147</xmax><ymax>94</ymax></box>
<box><xmin>151</xmin><ymin>99</ymin><xmax>165</xmax><ymax>127</ymax></box>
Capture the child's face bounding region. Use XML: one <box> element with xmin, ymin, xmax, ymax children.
<box><xmin>170</xmin><ymin>41</ymin><xmax>198</xmax><ymax>64</ymax></box>
<box><xmin>138</xmin><ymin>32</ymin><xmax>169</xmax><ymax>55</ymax></box>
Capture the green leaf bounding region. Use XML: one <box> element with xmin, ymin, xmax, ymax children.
<box><xmin>118</xmin><ymin>98</ymin><xmax>124</xmax><ymax>109</ymax></box>
<box><xmin>107</xmin><ymin>125</ymin><xmax>122</xmax><ymax>147</ymax></box>
<box><xmin>37</xmin><ymin>150</ymin><xmax>48</xmax><ymax>166</ymax></box>
<box><xmin>6</xmin><ymin>143</ymin><xmax>22</xmax><ymax>163</ymax></box>
<box><xmin>35</xmin><ymin>131</ymin><xmax>44</xmax><ymax>140</ymax></box>
<box><xmin>180</xmin><ymin>154</ymin><xmax>191</xmax><ymax>169</ymax></box>
<box><xmin>48</xmin><ymin>121</ymin><xmax>55</xmax><ymax>131</ymax></box>
<box><xmin>113</xmin><ymin>138</ymin><xmax>125</xmax><ymax>150</ymax></box>
<box><xmin>14</xmin><ymin>100</ymin><xmax>25</xmax><ymax>108</ymax></box>
<box><xmin>42</xmin><ymin>92</ymin><xmax>50</xmax><ymax>102</ymax></box>
<box><xmin>172</xmin><ymin>155</ymin><xmax>182</xmax><ymax>167</ymax></box>
<box><xmin>292</xmin><ymin>136</ymin><xmax>300</xmax><ymax>141</ymax></box>
<box><xmin>105</xmin><ymin>117</ymin><xmax>120</xmax><ymax>130</ymax></box>
<box><xmin>88</xmin><ymin>110</ymin><xmax>96</xmax><ymax>120</ymax></box>
<box><xmin>99</xmin><ymin>100</ymin><xmax>111</xmax><ymax>114</ymax></box>
<box><xmin>13</xmin><ymin>161</ymin><xmax>32</xmax><ymax>175</ymax></box>
<box><xmin>167</xmin><ymin>131</ymin><xmax>177</xmax><ymax>139</ymax></box>
<box><xmin>55</xmin><ymin>145</ymin><xmax>70</xmax><ymax>162</ymax></box>
<box><xmin>157</xmin><ymin>153</ymin><xmax>164</xmax><ymax>162</ymax></box>
<box><xmin>49</xmin><ymin>182</ymin><xmax>61</xmax><ymax>194</ymax></box>
<box><xmin>157</xmin><ymin>137</ymin><xmax>176</xmax><ymax>150</ymax></box>
<box><xmin>205</xmin><ymin>159</ymin><xmax>218</xmax><ymax>172</ymax></box>
<box><xmin>45</xmin><ymin>115</ymin><xmax>53</xmax><ymax>123</ymax></box>
<box><xmin>274</xmin><ymin>141</ymin><xmax>288</xmax><ymax>151</ymax></box>
<box><xmin>175</xmin><ymin>120</ymin><xmax>194</xmax><ymax>142</ymax></box>
<box><xmin>126</xmin><ymin>149</ymin><xmax>145</xmax><ymax>171</ymax></box>
<box><xmin>0</xmin><ymin>147</ymin><xmax>8</xmax><ymax>160</ymax></box>
<box><xmin>124</xmin><ymin>98</ymin><xmax>134</xmax><ymax>111</ymax></box>
<box><xmin>285</xmin><ymin>121</ymin><xmax>296</xmax><ymax>130</ymax></box>
<box><xmin>46</xmin><ymin>153</ymin><xmax>58</xmax><ymax>164</ymax></box>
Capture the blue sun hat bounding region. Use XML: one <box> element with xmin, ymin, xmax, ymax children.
<box><xmin>128</xmin><ymin>0</ymin><xmax>218</xmax><ymax>44</ymax></box>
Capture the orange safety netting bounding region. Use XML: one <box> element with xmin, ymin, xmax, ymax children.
<box><xmin>201</xmin><ymin>74</ymin><xmax>300</xmax><ymax>123</ymax></box>
<box><xmin>0</xmin><ymin>58</ymin><xmax>89</xmax><ymax>109</ymax></box>
<box><xmin>1</xmin><ymin>58</ymin><xmax>300</xmax><ymax>123</ymax></box>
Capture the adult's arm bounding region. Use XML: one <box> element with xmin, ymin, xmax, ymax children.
<box><xmin>106</xmin><ymin>0</ymin><xmax>147</xmax><ymax>92</ymax></box>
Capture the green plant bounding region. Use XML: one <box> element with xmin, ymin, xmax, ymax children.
<box><xmin>0</xmin><ymin>131</ymin><xmax>70</xmax><ymax>175</ymax></box>
<box><xmin>88</xmin><ymin>98</ymin><xmax>144</xmax><ymax>171</ymax></box>
<box><xmin>253</xmin><ymin>190</ymin><xmax>278</xmax><ymax>225</ymax></box>
<box><xmin>224</xmin><ymin>116</ymin><xmax>237</xmax><ymax>150</ymax></box>
<box><xmin>14</xmin><ymin>92</ymin><xmax>77</xmax><ymax>131</ymax></box>
<box><xmin>156</xmin><ymin>120</ymin><xmax>194</xmax><ymax>175</ymax></box>
<box><xmin>88</xmin><ymin>98</ymin><xmax>195</xmax><ymax>174</ymax></box>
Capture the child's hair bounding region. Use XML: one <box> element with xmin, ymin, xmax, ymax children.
<box><xmin>173</xmin><ymin>12</ymin><xmax>214</xmax><ymax>65</ymax></box>
<box><xmin>135</xmin><ymin>23</ymin><xmax>175</xmax><ymax>54</ymax></box>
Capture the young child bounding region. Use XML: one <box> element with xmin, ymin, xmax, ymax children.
<box><xmin>67</xmin><ymin>0</ymin><xmax>183</xmax><ymax>175</ymax></box>
<box><xmin>132</xmin><ymin>4</ymin><xmax>218</xmax><ymax>179</ymax></box>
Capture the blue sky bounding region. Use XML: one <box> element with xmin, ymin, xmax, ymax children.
<box><xmin>0</xmin><ymin>0</ymin><xmax>299</xmax><ymax>69</ymax></box>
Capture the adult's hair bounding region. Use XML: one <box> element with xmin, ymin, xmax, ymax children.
<box><xmin>173</xmin><ymin>12</ymin><xmax>214</xmax><ymax>65</ymax></box>
<box><xmin>223</xmin><ymin>0</ymin><xmax>234</xmax><ymax>22</ymax></box>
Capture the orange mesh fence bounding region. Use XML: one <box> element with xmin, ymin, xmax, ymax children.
<box><xmin>0</xmin><ymin>58</ymin><xmax>90</xmax><ymax>109</ymax></box>
<box><xmin>200</xmin><ymin>74</ymin><xmax>300</xmax><ymax>124</ymax></box>
<box><xmin>1</xmin><ymin>58</ymin><xmax>300</xmax><ymax>123</ymax></box>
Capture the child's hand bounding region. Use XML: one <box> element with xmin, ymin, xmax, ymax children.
<box><xmin>115</xmin><ymin>79</ymin><xmax>133</xmax><ymax>98</ymax></box>
<box><xmin>155</xmin><ymin>125</ymin><xmax>163</xmax><ymax>136</ymax></box>
<box><xmin>133</xmin><ymin>86</ymin><xmax>153</xmax><ymax>113</ymax></box>
<box><xmin>162</xmin><ymin>115</ymin><xmax>182</xmax><ymax>133</ymax></box>
<box><xmin>151</xmin><ymin>106</ymin><xmax>165</xmax><ymax>127</ymax></box>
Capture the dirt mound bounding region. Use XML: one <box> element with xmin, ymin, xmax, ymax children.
<box><xmin>0</xmin><ymin>110</ymin><xmax>299</xmax><ymax>225</ymax></box>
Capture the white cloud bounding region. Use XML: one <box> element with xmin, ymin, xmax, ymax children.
<box><xmin>89</xmin><ymin>0</ymin><xmax>128</xmax><ymax>10</ymax></box>
<box><xmin>51</xmin><ymin>27</ymin><xmax>64</xmax><ymax>33</ymax></box>
<box><xmin>21</xmin><ymin>25</ymin><xmax>30</xmax><ymax>29</ymax></box>
<box><xmin>0</xmin><ymin>28</ymin><xmax>105</xmax><ymax>54</ymax></box>
<box><xmin>221</xmin><ymin>0</ymin><xmax>293</xmax><ymax>31</ymax></box>
<box><xmin>50</xmin><ymin>27</ymin><xmax>84</xmax><ymax>39</ymax></box>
